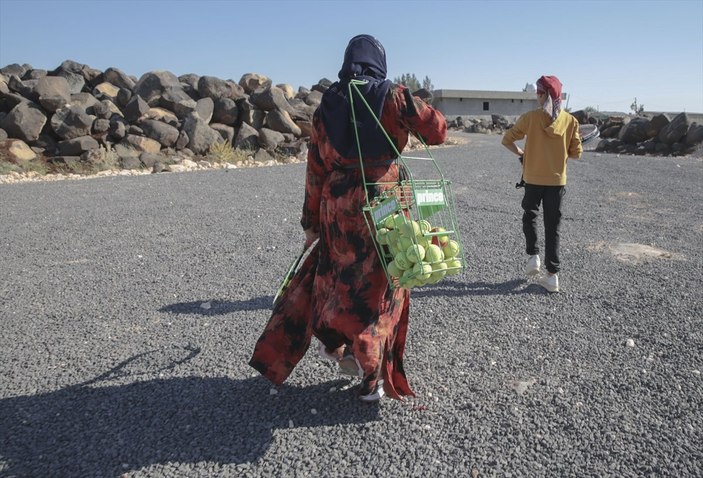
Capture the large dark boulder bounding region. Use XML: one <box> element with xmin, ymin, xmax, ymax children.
<box><xmin>34</xmin><ymin>76</ymin><xmax>71</xmax><ymax>112</ymax></box>
<box><xmin>1</xmin><ymin>64</ymin><xmax>27</xmax><ymax>77</ymax></box>
<box><xmin>685</xmin><ymin>123</ymin><xmax>703</xmax><ymax>145</ymax></box>
<box><xmin>234</xmin><ymin>121</ymin><xmax>259</xmax><ymax>150</ymax></box>
<box><xmin>57</xmin><ymin>135</ymin><xmax>100</xmax><ymax>156</ymax></box>
<box><xmin>198</xmin><ymin>76</ymin><xmax>245</xmax><ymax>101</ymax></box>
<box><xmin>265</xmin><ymin>110</ymin><xmax>301</xmax><ymax>136</ymax></box>
<box><xmin>103</xmin><ymin>67</ymin><xmax>136</xmax><ymax>91</ymax></box>
<box><xmin>50</xmin><ymin>105</ymin><xmax>95</xmax><ymax>140</ymax></box>
<box><xmin>123</xmin><ymin>95</ymin><xmax>150</xmax><ymax>123</ymax></box>
<box><xmin>249</xmin><ymin>86</ymin><xmax>295</xmax><ymax>114</ymax></box>
<box><xmin>159</xmin><ymin>86</ymin><xmax>197</xmax><ymax>119</ymax></box>
<box><xmin>7</xmin><ymin>76</ymin><xmax>38</xmax><ymax>102</ymax></box>
<box><xmin>618</xmin><ymin>117</ymin><xmax>655</xmax><ymax>144</ymax></box>
<box><xmin>195</xmin><ymin>97</ymin><xmax>214</xmax><ymax>123</ymax></box>
<box><xmin>70</xmin><ymin>92</ymin><xmax>100</xmax><ymax>113</ymax></box>
<box><xmin>133</xmin><ymin>71</ymin><xmax>181</xmax><ymax>106</ymax></box>
<box><xmin>140</xmin><ymin>119</ymin><xmax>179</xmax><ymax>148</ymax></box>
<box><xmin>238</xmin><ymin>98</ymin><xmax>265</xmax><ymax>129</ymax></box>
<box><xmin>181</xmin><ymin>112</ymin><xmax>222</xmax><ymax>155</ymax></box>
<box><xmin>258</xmin><ymin>127</ymin><xmax>285</xmax><ymax>151</ymax></box>
<box><xmin>1</xmin><ymin>101</ymin><xmax>47</xmax><ymax>142</ymax></box>
<box><xmin>212</xmin><ymin>97</ymin><xmax>239</xmax><ymax>126</ymax></box>
<box><xmin>658</xmin><ymin>113</ymin><xmax>689</xmax><ymax>144</ymax></box>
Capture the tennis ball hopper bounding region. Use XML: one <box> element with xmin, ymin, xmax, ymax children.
<box><xmin>349</xmin><ymin>79</ymin><xmax>466</xmax><ymax>289</ymax></box>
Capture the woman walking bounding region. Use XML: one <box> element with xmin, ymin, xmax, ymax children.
<box><xmin>250</xmin><ymin>34</ymin><xmax>446</xmax><ymax>401</ymax></box>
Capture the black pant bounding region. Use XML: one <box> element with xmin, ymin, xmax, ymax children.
<box><xmin>522</xmin><ymin>184</ymin><xmax>565</xmax><ymax>274</ymax></box>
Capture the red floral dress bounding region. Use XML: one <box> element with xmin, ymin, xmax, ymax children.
<box><xmin>250</xmin><ymin>85</ymin><xmax>447</xmax><ymax>399</ymax></box>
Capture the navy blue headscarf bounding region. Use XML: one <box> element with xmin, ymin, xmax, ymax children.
<box><xmin>318</xmin><ymin>34</ymin><xmax>393</xmax><ymax>160</ymax></box>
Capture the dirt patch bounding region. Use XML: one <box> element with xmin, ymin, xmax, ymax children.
<box><xmin>588</xmin><ymin>241</ymin><xmax>684</xmax><ymax>263</ymax></box>
<box><xmin>607</xmin><ymin>191</ymin><xmax>649</xmax><ymax>210</ymax></box>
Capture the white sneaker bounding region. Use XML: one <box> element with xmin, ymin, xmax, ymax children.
<box><xmin>359</xmin><ymin>380</ymin><xmax>385</xmax><ymax>402</ymax></box>
<box><xmin>338</xmin><ymin>355</ymin><xmax>364</xmax><ymax>378</ymax></box>
<box><xmin>318</xmin><ymin>343</ymin><xmax>338</xmax><ymax>361</ymax></box>
<box><xmin>525</xmin><ymin>255</ymin><xmax>541</xmax><ymax>277</ymax></box>
<box><xmin>539</xmin><ymin>273</ymin><xmax>559</xmax><ymax>293</ymax></box>
<box><xmin>320</xmin><ymin>343</ymin><xmax>363</xmax><ymax>377</ymax></box>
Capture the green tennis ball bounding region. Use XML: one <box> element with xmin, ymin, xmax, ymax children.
<box><xmin>413</xmin><ymin>262</ymin><xmax>433</xmax><ymax>280</ymax></box>
<box><xmin>406</xmin><ymin>244</ymin><xmax>426</xmax><ymax>263</ymax></box>
<box><xmin>386</xmin><ymin>260</ymin><xmax>403</xmax><ymax>278</ymax></box>
<box><xmin>394</xmin><ymin>251</ymin><xmax>411</xmax><ymax>270</ymax></box>
<box><xmin>418</xmin><ymin>236</ymin><xmax>431</xmax><ymax>251</ymax></box>
<box><xmin>375</xmin><ymin>227</ymin><xmax>389</xmax><ymax>245</ymax></box>
<box><xmin>425</xmin><ymin>244</ymin><xmax>444</xmax><ymax>263</ymax></box>
<box><xmin>399</xmin><ymin>220</ymin><xmax>420</xmax><ymax>238</ymax></box>
<box><xmin>387</xmin><ymin>229</ymin><xmax>400</xmax><ymax>247</ymax></box>
<box><xmin>399</xmin><ymin>269</ymin><xmax>416</xmax><ymax>289</ymax></box>
<box><xmin>393</xmin><ymin>214</ymin><xmax>409</xmax><ymax>230</ymax></box>
<box><xmin>424</xmin><ymin>274</ymin><xmax>440</xmax><ymax>285</ymax></box>
<box><xmin>398</xmin><ymin>236</ymin><xmax>414</xmax><ymax>252</ymax></box>
<box><xmin>442</xmin><ymin>240</ymin><xmax>460</xmax><ymax>259</ymax></box>
<box><xmin>418</xmin><ymin>219</ymin><xmax>432</xmax><ymax>235</ymax></box>
<box><xmin>384</xmin><ymin>214</ymin><xmax>397</xmax><ymax>230</ymax></box>
<box><xmin>445</xmin><ymin>258</ymin><xmax>462</xmax><ymax>275</ymax></box>
<box><xmin>429</xmin><ymin>261</ymin><xmax>448</xmax><ymax>282</ymax></box>
<box><xmin>414</xmin><ymin>278</ymin><xmax>428</xmax><ymax>288</ymax></box>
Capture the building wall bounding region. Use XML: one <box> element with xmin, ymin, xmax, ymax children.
<box><xmin>433</xmin><ymin>97</ymin><xmax>538</xmax><ymax>117</ymax></box>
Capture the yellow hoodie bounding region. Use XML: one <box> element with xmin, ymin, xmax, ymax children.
<box><xmin>502</xmin><ymin>109</ymin><xmax>583</xmax><ymax>186</ymax></box>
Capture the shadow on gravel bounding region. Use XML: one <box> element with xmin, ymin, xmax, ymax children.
<box><xmin>159</xmin><ymin>296</ymin><xmax>275</xmax><ymax>315</ymax></box>
<box><xmin>0</xmin><ymin>347</ymin><xmax>378</xmax><ymax>476</ymax></box>
<box><xmin>412</xmin><ymin>278</ymin><xmax>546</xmax><ymax>297</ymax></box>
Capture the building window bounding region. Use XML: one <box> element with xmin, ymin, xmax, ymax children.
<box><xmin>483</xmin><ymin>101</ymin><xmax>489</xmax><ymax>111</ymax></box>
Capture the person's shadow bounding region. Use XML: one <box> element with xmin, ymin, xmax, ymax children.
<box><xmin>0</xmin><ymin>345</ymin><xmax>379</xmax><ymax>476</ymax></box>
<box><xmin>159</xmin><ymin>296</ymin><xmax>275</xmax><ymax>316</ymax></box>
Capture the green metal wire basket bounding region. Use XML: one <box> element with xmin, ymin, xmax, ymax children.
<box><xmin>349</xmin><ymin>79</ymin><xmax>466</xmax><ymax>289</ymax></box>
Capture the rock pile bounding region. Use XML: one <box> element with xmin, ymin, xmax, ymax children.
<box><xmin>3</xmin><ymin>58</ymin><xmax>701</xmax><ymax>176</ymax></box>
<box><xmin>446</xmin><ymin>114</ymin><xmax>515</xmax><ymax>135</ymax></box>
<box><xmin>572</xmin><ymin>110</ymin><xmax>703</xmax><ymax>156</ymax></box>
<box><xmin>0</xmin><ymin>60</ymin><xmax>329</xmax><ymax>173</ymax></box>
<box><xmin>447</xmin><ymin>109</ymin><xmax>703</xmax><ymax>157</ymax></box>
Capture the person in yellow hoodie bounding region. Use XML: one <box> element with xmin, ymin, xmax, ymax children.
<box><xmin>502</xmin><ymin>75</ymin><xmax>582</xmax><ymax>292</ymax></box>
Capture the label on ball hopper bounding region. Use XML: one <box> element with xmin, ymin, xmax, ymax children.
<box><xmin>415</xmin><ymin>189</ymin><xmax>444</xmax><ymax>205</ymax></box>
<box><xmin>371</xmin><ymin>197</ymin><xmax>399</xmax><ymax>225</ymax></box>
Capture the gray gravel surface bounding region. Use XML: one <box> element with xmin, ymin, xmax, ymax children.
<box><xmin>1</xmin><ymin>133</ymin><xmax>701</xmax><ymax>477</ymax></box>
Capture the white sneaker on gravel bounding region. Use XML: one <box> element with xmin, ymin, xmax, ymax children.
<box><xmin>338</xmin><ymin>355</ymin><xmax>363</xmax><ymax>378</ymax></box>
<box><xmin>359</xmin><ymin>380</ymin><xmax>385</xmax><ymax>402</ymax></box>
<box><xmin>525</xmin><ymin>255</ymin><xmax>541</xmax><ymax>276</ymax></box>
<box><xmin>539</xmin><ymin>273</ymin><xmax>559</xmax><ymax>293</ymax></box>
<box><xmin>318</xmin><ymin>343</ymin><xmax>338</xmax><ymax>361</ymax></box>
<box><xmin>320</xmin><ymin>342</ymin><xmax>363</xmax><ymax>377</ymax></box>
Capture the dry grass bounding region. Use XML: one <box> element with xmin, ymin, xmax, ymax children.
<box><xmin>207</xmin><ymin>142</ymin><xmax>234</xmax><ymax>163</ymax></box>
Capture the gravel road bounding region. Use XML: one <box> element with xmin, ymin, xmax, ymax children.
<box><xmin>1</xmin><ymin>133</ymin><xmax>701</xmax><ymax>477</ymax></box>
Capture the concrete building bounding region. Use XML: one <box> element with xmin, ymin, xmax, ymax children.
<box><xmin>432</xmin><ymin>89</ymin><xmax>566</xmax><ymax>117</ymax></box>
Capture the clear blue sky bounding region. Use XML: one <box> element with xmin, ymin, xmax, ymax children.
<box><xmin>1</xmin><ymin>0</ymin><xmax>701</xmax><ymax>113</ymax></box>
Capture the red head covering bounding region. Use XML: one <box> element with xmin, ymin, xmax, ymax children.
<box><xmin>536</xmin><ymin>75</ymin><xmax>563</xmax><ymax>120</ymax></box>
<box><xmin>536</xmin><ymin>75</ymin><xmax>562</xmax><ymax>100</ymax></box>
